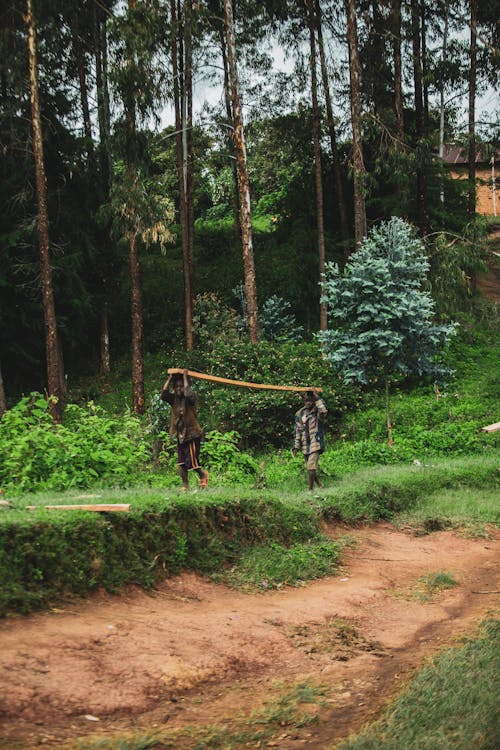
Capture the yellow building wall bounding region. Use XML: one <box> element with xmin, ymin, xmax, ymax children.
<box><xmin>450</xmin><ymin>168</ymin><xmax>498</xmax><ymax>216</ymax></box>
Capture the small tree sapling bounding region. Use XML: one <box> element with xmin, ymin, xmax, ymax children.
<box><xmin>318</xmin><ymin>217</ymin><xmax>457</xmax><ymax>445</ymax></box>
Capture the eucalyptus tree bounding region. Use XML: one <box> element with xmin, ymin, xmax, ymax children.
<box><xmin>69</xmin><ymin>2</ymin><xmax>96</xmax><ymax>173</ymax></box>
<box><xmin>391</xmin><ymin>0</ymin><xmax>404</xmax><ymax>143</ymax></box>
<box><xmin>345</xmin><ymin>0</ymin><xmax>367</xmax><ymax>246</ymax></box>
<box><xmin>305</xmin><ymin>0</ymin><xmax>327</xmax><ymax>330</ymax></box>
<box><xmin>222</xmin><ymin>0</ymin><xmax>259</xmax><ymax>342</ymax></box>
<box><xmin>168</xmin><ymin>0</ymin><xmax>196</xmax><ymax>350</ymax></box>
<box><xmin>410</xmin><ymin>0</ymin><xmax>428</xmax><ymax>234</ymax></box>
<box><xmin>25</xmin><ymin>0</ymin><xmax>63</xmax><ymax>422</ymax></box>
<box><xmin>108</xmin><ymin>0</ymin><xmax>172</xmax><ymax>412</ymax></box>
<box><xmin>92</xmin><ymin>0</ymin><xmax>114</xmax><ymax>374</ymax></box>
<box><xmin>468</xmin><ymin>0</ymin><xmax>477</xmax><ymax>215</ymax></box>
<box><xmin>314</xmin><ymin>0</ymin><xmax>349</xmax><ymax>248</ymax></box>
<box><xmin>0</xmin><ymin>364</ymin><xmax>5</xmax><ymax>416</ymax></box>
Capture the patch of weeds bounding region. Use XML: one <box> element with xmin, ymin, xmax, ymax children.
<box><xmin>287</xmin><ymin>617</ymin><xmax>384</xmax><ymax>660</ymax></box>
<box><xmin>457</xmin><ymin>522</ymin><xmax>491</xmax><ymax>540</ymax></box>
<box><xmin>70</xmin><ymin>681</ymin><xmax>329</xmax><ymax>750</ymax></box>
<box><xmin>211</xmin><ymin>537</ymin><xmax>340</xmax><ymax>591</ymax></box>
<box><xmin>249</xmin><ymin>680</ymin><xmax>328</xmax><ymax>728</ymax></box>
<box><xmin>70</xmin><ymin>732</ymin><xmax>166</xmax><ymax>749</ymax></box>
<box><xmin>394</xmin><ymin>515</ymin><xmax>455</xmax><ymax>536</ymax></box>
<box><xmin>394</xmin><ymin>486</ymin><xmax>500</xmax><ymax>532</ymax></box>
<box><xmin>391</xmin><ymin>570</ymin><xmax>458</xmax><ymax>603</ymax></box>
<box><xmin>420</xmin><ymin>571</ymin><xmax>458</xmax><ymax>594</ymax></box>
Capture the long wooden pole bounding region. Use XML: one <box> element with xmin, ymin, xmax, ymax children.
<box><xmin>167</xmin><ymin>368</ymin><xmax>322</xmax><ymax>392</ymax></box>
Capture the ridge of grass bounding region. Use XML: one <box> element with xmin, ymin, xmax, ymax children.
<box><xmin>0</xmin><ymin>453</ymin><xmax>498</xmax><ymax>616</ymax></box>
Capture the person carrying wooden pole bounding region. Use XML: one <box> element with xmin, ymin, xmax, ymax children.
<box><xmin>161</xmin><ymin>369</ymin><xmax>209</xmax><ymax>491</ymax></box>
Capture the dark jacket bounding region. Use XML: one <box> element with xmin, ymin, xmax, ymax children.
<box><xmin>161</xmin><ymin>384</ymin><xmax>203</xmax><ymax>444</ymax></box>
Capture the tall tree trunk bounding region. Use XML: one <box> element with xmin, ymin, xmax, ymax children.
<box><xmin>439</xmin><ymin>3</ymin><xmax>449</xmax><ymax>205</ymax></box>
<box><xmin>129</xmin><ymin>230</ymin><xmax>144</xmax><ymax>413</ymax></box>
<box><xmin>223</xmin><ymin>0</ymin><xmax>259</xmax><ymax>342</ymax></box>
<box><xmin>421</xmin><ymin>0</ymin><xmax>429</xmax><ymax>129</ymax></box>
<box><xmin>94</xmin><ymin>7</ymin><xmax>112</xmax><ymax>374</ymax></box>
<box><xmin>410</xmin><ymin>0</ymin><xmax>427</xmax><ymax>234</ymax></box>
<box><xmin>25</xmin><ymin>0</ymin><xmax>63</xmax><ymax>423</ymax></box>
<box><xmin>220</xmin><ymin>23</ymin><xmax>240</xmax><ymax>235</ymax></box>
<box><xmin>0</xmin><ymin>361</ymin><xmax>6</xmax><ymax>417</ymax></box>
<box><xmin>306</xmin><ymin>0</ymin><xmax>327</xmax><ymax>330</ymax></box>
<box><xmin>100</xmin><ymin>303</ymin><xmax>110</xmax><ymax>375</ymax></box>
<box><xmin>392</xmin><ymin>0</ymin><xmax>404</xmax><ymax>143</ymax></box>
<box><xmin>170</xmin><ymin>0</ymin><xmax>193</xmax><ymax>350</ymax></box>
<box><xmin>126</xmin><ymin>0</ymin><xmax>145</xmax><ymax>414</ymax></box>
<box><xmin>94</xmin><ymin>8</ymin><xmax>111</xmax><ymax>192</ymax></box>
<box><xmin>71</xmin><ymin>12</ymin><xmax>95</xmax><ymax>172</ymax></box>
<box><xmin>184</xmin><ymin>0</ymin><xmax>195</xmax><ymax>335</ymax></box>
<box><xmin>314</xmin><ymin>0</ymin><xmax>349</xmax><ymax>249</ymax></box>
<box><xmin>385</xmin><ymin>378</ymin><xmax>394</xmax><ymax>447</ymax></box>
<box><xmin>345</xmin><ymin>0</ymin><xmax>367</xmax><ymax>247</ymax></box>
<box><xmin>468</xmin><ymin>0</ymin><xmax>477</xmax><ymax>215</ymax></box>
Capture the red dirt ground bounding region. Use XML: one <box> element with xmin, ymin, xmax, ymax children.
<box><xmin>1</xmin><ymin>523</ymin><xmax>499</xmax><ymax>749</ymax></box>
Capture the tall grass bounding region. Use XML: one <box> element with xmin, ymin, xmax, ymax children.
<box><xmin>333</xmin><ymin>619</ymin><xmax>500</xmax><ymax>750</ymax></box>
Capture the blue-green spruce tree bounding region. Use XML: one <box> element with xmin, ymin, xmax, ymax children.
<box><xmin>318</xmin><ymin>217</ymin><xmax>456</xmax><ymax>445</ymax></box>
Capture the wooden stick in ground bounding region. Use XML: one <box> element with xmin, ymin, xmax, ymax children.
<box><xmin>167</xmin><ymin>368</ymin><xmax>322</xmax><ymax>392</ymax></box>
<box><xmin>25</xmin><ymin>504</ymin><xmax>130</xmax><ymax>512</ymax></box>
<box><xmin>480</xmin><ymin>422</ymin><xmax>500</xmax><ymax>433</ymax></box>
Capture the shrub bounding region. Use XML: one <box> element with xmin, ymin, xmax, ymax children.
<box><xmin>201</xmin><ymin>430</ymin><xmax>259</xmax><ymax>484</ymax></box>
<box><xmin>0</xmin><ymin>394</ymin><xmax>149</xmax><ymax>494</ymax></box>
<box><xmin>158</xmin><ymin>340</ymin><xmax>360</xmax><ymax>448</ymax></box>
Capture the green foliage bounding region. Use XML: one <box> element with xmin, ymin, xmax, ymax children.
<box><xmin>0</xmin><ymin>492</ymin><xmax>320</xmax><ymax>616</ymax></box>
<box><xmin>201</xmin><ymin>431</ymin><xmax>259</xmax><ymax>484</ymax></box>
<box><xmin>336</xmin><ymin>619</ymin><xmax>500</xmax><ymax>750</ymax></box>
<box><xmin>428</xmin><ymin>222</ymin><xmax>490</xmax><ymax>319</ymax></box>
<box><xmin>316</xmin><ymin>455</ymin><xmax>499</xmax><ymax>523</ymax></box>
<box><xmin>318</xmin><ymin>217</ymin><xmax>457</xmax><ymax>385</ymax></box>
<box><xmin>192</xmin><ymin>291</ymin><xmax>241</xmax><ymax>349</ymax></box>
<box><xmin>0</xmin><ymin>394</ymin><xmax>149</xmax><ymax>494</ymax></box>
<box><xmin>1</xmin><ymin>454</ymin><xmax>497</xmax><ymax>616</ymax></box>
<box><xmin>110</xmin><ymin>163</ymin><xmax>175</xmax><ymax>250</ymax></box>
<box><xmin>212</xmin><ymin>537</ymin><xmax>340</xmax><ymax>591</ymax></box>
<box><xmin>160</xmin><ymin>339</ymin><xmax>351</xmax><ymax>448</ymax></box>
<box><xmin>417</xmin><ymin>571</ymin><xmax>458</xmax><ymax>598</ymax></box>
<box><xmin>396</xmin><ymin>487</ymin><xmax>500</xmax><ymax>533</ymax></box>
<box><xmin>259</xmin><ymin>295</ymin><xmax>304</xmax><ymax>343</ymax></box>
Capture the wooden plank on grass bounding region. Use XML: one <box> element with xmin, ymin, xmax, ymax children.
<box><xmin>26</xmin><ymin>504</ymin><xmax>130</xmax><ymax>512</ymax></box>
<box><xmin>167</xmin><ymin>368</ymin><xmax>322</xmax><ymax>392</ymax></box>
<box><xmin>480</xmin><ymin>422</ymin><xmax>500</xmax><ymax>433</ymax></box>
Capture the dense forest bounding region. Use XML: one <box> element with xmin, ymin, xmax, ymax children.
<box><xmin>0</xmin><ymin>0</ymin><xmax>498</xmax><ymax>420</ymax></box>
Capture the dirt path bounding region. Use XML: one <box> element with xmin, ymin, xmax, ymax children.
<box><xmin>1</xmin><ymin>523</ymin><xmax>498</xmax><ymax>749</ymax></box>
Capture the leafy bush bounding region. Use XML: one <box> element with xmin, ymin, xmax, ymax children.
<box><xmin>0</xmin><ymin>394</ymin><xmax>149</xmax><ymax>494</ymax></box>
<box><xmin>159</xmin><ymin>339</ymin><xmax>359</xmax><ymax>448</ymax></box>
<box><xmin>192</xmin><ymin>291</ymin><xmax>241</xmax><ymax>349</ymax></box>
<box><xmin>259</xmin><ymin>295</ymin><xmax>304</xmax><ymax>343</ymax></box>
<box><xmin>201</xmin><ymin>430</ymin><xmax>259</xmax><ymax>484</ymax></box>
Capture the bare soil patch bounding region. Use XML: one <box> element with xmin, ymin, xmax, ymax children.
<box><xmin>0</xmin><ymin>523</ymin><xmax>498</xmax><ymax>749</ymax></box>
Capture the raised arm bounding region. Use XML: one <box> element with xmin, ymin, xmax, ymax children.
<box><xmin>162</xmin><ymin>373</ymin><xmax>173</xmax><ymax>393</ymax></box>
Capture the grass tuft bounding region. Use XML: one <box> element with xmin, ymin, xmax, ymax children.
<box><xmin>210</xmin><ymin>537</ymin><xmax>341</xmax><ymax>591</ymax></box>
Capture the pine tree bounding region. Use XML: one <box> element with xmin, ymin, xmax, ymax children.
<box><xmin>318</xmin><ymin>217</ymin><xmax>457</xmax><ymax>445</ymax></box>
